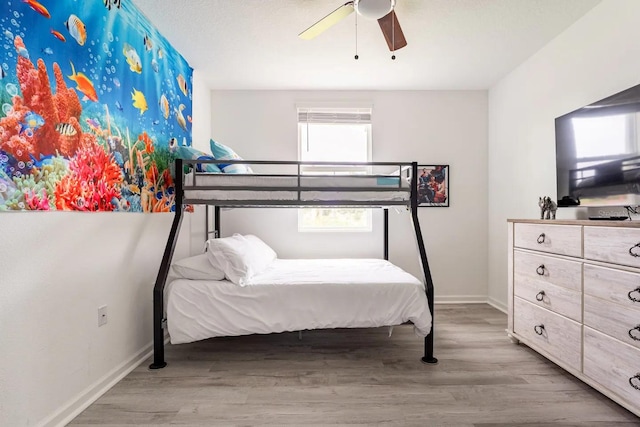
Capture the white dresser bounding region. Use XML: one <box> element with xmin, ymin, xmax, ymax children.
<box><xmin>508</xmin><ymin>220</ymin><xmax>640</xmax><ymax>417</ymax></box>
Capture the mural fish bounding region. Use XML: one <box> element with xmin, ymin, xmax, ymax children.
<box><xmin>176</xmin><ymin>74</ymin><xmax>188</xmax><ymax>96</ymax></box>
<box><xmin>28</xmin><ymin>153</ymin><xmax>55</xmax><ymax>169</ymax></box>
<box><xmin>159</xmin><ymin>93</ymin><xmax>169</xmax><ymax>119</ymax></box>
<box><xmin>168</xmin><ymin>137</ymin><xmax>178</xmax><ymax>152</ymax></box>
<box><xmin>115</xmin><ymin>100</ymin><xmax>123</xmax><ymax>111</ymax></box>
<box><xmin>174</xmin><ymin>104</ymin><xmax>187</xmax><ymax>131</ymax></box>
<box><xmin>65</xmin><ymin>14</ymin><xmax>87</xmax><ymax>46</ymax></box>
<box><xmin>143</xmin><ymin>34</ymin><xmax>153</xmax><ymax>52</ymax></box>
<box><xmin>85</xmin><ymin>118</ymin><xmax>102</xmax><ymax>134</ymax></box>
<box><xmin>157</xmin><ymin>48</ymin><xmax>163</xmax><ymax>59</ymax></box>
<box><xmin>50</xmin><ymin>29</ymin><xmax>66</xmax><ymax>42</ymax></box>
<box><xmin>41</xmin><ymin>47</ymin><xmax>53</xmax><ymax>55</ymax></box>
<box><xmin>68</xmin><ymin>61</ymin><xmax>98</xmax><ymax>102</ymax></box>
<box><xmin>55</xmin><ymin>123</ymin><xmax>77</xmax><ymax>136</ymax></box>
<box><xmin>104</xmin><ymin>0</ymin><xmax>122</xmax><ymax>10</ymax></box>
<box><xmin>151</xmin><ymin>58</ymin><xmax>159</xmax><ymax>73</ymax></box>
<box><xmin>0</xmin><ymin>68</ymin><xmax>5</xmax><ymax>80</ymax></box>
<box><xmin>19</xmin><ymin>111</ymin><xmax>45</xmax><ymax>135</ymax></box>
<box><xmin>15</xmin><ymin>37</ymin><xmax>29</xmax><ymax>59</ymax></box>
<box><xmin>122</xmin><ymin>43</ymin><xmax>142</xmax><ymax>73</ymax></box>
<box><xmin>131</xmin><ymin>88</ymin><xmax>148</xmax><ymax>115</ymax></box>
<box><xmin>23</xmin><ymin>0</ymin><xmax>51</xmax><ymax>19</ymax></box>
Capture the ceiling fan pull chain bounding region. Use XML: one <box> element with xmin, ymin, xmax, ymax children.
<box><xmin>391</xmin><ymin>11</ymin><xmax>396</xmax><ymax>60</ymax></box>
<box><xmin>354</xmin><ymin>11</ymin><xmax>359</xmax><ymax>60</ymax></box>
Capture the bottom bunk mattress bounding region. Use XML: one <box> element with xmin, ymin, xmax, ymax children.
<box><xmin>166</xmin><ymin>258</ymin><xmax>432</xmax><ymax>344</ymax></box>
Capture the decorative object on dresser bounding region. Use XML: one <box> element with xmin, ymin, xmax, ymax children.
<box><xmin>538</xmin><ymin>196</ymin><xmax>557</xmax><ymax>220</ymax></box>
<box><xmin>508</xmin><ymin>219</ymin><xmax>640</xmax><ymax>417</ymax></box>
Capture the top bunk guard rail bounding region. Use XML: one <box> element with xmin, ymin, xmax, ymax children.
<box><xmin>183</xmin><ymin>159</ymin><xmax>413</xmax><ymax>208</ymax></box>
<box><xmin>150</xmin><ymin>159</ymin><xmax>436</xmax><ymax>369</ymax></box>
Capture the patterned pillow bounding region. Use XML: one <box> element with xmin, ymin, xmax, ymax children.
<box><xmin>209</xmin><ymin>139</ymin><xmax>252</xmax><ymax>174</ymax></box>
<box><xmin>176</xmin><ymin>146</ymin><xmax>222</xmax><ymax>173</ymax></box>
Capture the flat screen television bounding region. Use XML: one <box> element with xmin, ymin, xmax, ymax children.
<box><xmin>555</xmin><ymin>83</ymin><xmax>640</xmax><ymax>208</ymax></box>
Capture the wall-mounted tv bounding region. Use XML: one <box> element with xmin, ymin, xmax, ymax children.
<box><xmin>555</xmin><ymin>83</ymin><xmax>640</xmax><ymax>207</ymax></box>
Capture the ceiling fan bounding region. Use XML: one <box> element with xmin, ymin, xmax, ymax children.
<box><xmin>299</xmin><ymin>0</ymin><xmax>407</xmax><ymax>53</ymax></box>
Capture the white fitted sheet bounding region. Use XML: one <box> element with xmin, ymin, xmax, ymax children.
<box><xmin>166</xmin><ymin>258</ymin><xmax>431</xmax><ymax>344</ymax></box>
<box><xmin>184</xmin><ymin>174</ymin><xmax>410</xmax><ymax>202</ymax></box>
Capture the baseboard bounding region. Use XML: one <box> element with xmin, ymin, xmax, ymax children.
<box><xmin>433</xmin><ymin>295</ymin><xmax>487</xmax><ymax>304</ymax></box>
<box><xmin>433</xmin><ymin>295</ymin><xmax>508</xmax><ymax>314</ymax></box>
<box><xmin>40</xmin><ymin>340</ymin><xmax>155</xmax><ymax>427</ymax></box>
<box><xmin>486</xmin><ymin>296</ymin><xmax>507</xmax><ymax>313</ymax></box>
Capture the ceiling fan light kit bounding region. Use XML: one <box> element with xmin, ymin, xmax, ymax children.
<box><xmin>354</xmin><ymin>0</ymin><xmax>395</xmax><ymax>20</ymax></box>
<box><xmin>299</xmin><ymin>0</ymin><xmax>406</xmax><ymax>58</ymax></box>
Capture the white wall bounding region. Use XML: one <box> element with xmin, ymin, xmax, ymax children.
<box><xmin>210</xmin><ymin>90</ymin><xmax>488</xmax><ymax>302</ymax></box>
<box><xmin>0</xmin><ymin>71</ymin><xmax>210</xmax><ymax>427</ymax></box>
<box><xmin>487</xmin><ymin>0</ymin><xmax>640</xmax><ymax>308</ymax></box>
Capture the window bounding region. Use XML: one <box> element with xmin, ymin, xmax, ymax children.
<box><xmin>297</xmin><ymin>107</ymin><xmax>372</xmax><ymax>232</ymax></box>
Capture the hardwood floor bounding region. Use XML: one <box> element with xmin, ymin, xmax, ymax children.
<box><xmin>71</xmin><ymin>304</ymin><xmax>639</xmax><ymax>426</ymax></box>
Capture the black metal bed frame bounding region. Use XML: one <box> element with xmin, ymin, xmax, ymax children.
<box><xmin>149</xmin><ymin>159</ymin><xmax>437</xmax><ymax>369</ymax></box>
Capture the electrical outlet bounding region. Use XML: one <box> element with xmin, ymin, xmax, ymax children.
<box><xmin>98</xmin><ymin>305</ymin><xmax>108</xmax><ymax>327</ymax></box>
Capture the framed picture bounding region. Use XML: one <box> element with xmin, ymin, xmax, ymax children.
<box><xmin>417</xmin><ymin>165</ymin><xmax>449</xmax><ymax>207</ymax></box>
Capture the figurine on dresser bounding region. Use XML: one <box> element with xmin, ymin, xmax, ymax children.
<box><xmin>539</xmin><ymin>196</ymin><xmax>557</xmax><ymax>220</ymax></box>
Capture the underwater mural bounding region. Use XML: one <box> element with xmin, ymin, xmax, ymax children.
<box><xmin>0</xmin><ymin>0</ymin><xmax>193</xmax><ymax>212</ymax></box>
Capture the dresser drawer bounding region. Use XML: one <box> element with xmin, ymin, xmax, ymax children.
<box><xmin>585</xmin><ymin>226</ymin><xmax>640</xmax><ymax>268</ymax></box>
<box><xmin>584</xmin><ymin>327</ymin><xmax>640</xmax><ymax>412</ymax></box>
<box><xmin>513</xmin><ymin>297</ymin><xmax>582</xmax><ymax>371</ymax></box>
<box><xmin>514</xmin><ymin>275</ymin><xmax>582</xmax><ymax>322</ymax></box>
<box><xmin>584</xmin><ymin>294</ymin><xmax>640</xmax><ymax>351</ymax></box>
<box><xmin>584</xmin><ymin>264</ymin><xmax>640</xmax><ymax>309</ymax></box>
<box><xmin>514</xmin><ymin>223</ymin><xmax>582</xmax><ymax>257</ymax></box>
<box><xmin>514</xmin><ymin>251</ymin><xmax>582</xmax><ymax>292</ymax></box>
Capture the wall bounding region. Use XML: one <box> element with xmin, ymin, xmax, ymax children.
<box><xmin>210</xmin><ymin>90</ymin><xmax>488</xmax><ymax>302</ymax></box>
<box><xmin>487</xmin><ymin>0</ymin><xmax>640</xmax><ymax>308</ymax></box>
<box><xmin>0</xmin><ymin>72</ymin><xmax>210</xmax><ymax>427</ymax></box>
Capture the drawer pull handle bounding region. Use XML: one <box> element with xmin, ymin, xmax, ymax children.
<box><xmin>630</xmin><ymin>374</ymin><xmax>640</xmax><ymax>391</ymax></box>
<box><xmin>534</xmin><ymin>324</ymin><xmax>545</xmax><ymax>335</ymax></box>
<box><xmin>537</xmin><ymin>233</ymin><xmax>546</xmax><ymax>244</ymax></box>
<box><xmin>629</xmin><ymin>325</ymin><xmax>640</xmax><ymax>341</ymax></box>
<box><xmin>535</xmin><ymin>291</ymin><xmax>546</xmax><ymax>301</ymax></box>
<box><xmin>536</xmin><ymin>265</ymin><xmax>545</xmax><ymax>275</ymax></box>
<box><xmin>629</xmin><ymin>243</ymin><xmax>640</xmax><ymax>257</ymax></box>
<box><xmin>629</xmin><ymin>287</ymin><xmax>640</xmax><ymax>303</ymax></box>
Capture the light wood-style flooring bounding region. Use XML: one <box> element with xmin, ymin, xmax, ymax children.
<box><xmin>71</xmin><ymin>304</ymin><xmax>640</xmax><ymax>426</ymax></box>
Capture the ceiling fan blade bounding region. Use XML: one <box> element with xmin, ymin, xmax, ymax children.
<box><xmin>378</xmin><ymin>10</ymin><xmax>407</xmax><ymax>51</ymax></box>
<box><xmin>299</xmin><ymin>2</ymin><xmax>355</xmax><ymax>40</ymax></box>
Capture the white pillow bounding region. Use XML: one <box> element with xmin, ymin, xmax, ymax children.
<box><xmin>171</xmin><ymin>253</ymin><xmax>225</xmax><ymax>281</ymax></box>
<box><xmin>206</xmin><ymin>234</ymin><xmax>276</xmax><ymax>286</ymax></box>
<box><xmin>244</xmin><ymin>234</ymin><xmax>277</xmax><ymax>273</ymax></box>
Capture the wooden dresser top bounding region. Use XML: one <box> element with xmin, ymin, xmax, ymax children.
<box><xmin>507</xmin><ymin>219</ymin><xmax>640</xmax><ymax>227</ymax></box>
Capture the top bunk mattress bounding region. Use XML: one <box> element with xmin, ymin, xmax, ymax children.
<box><xmin>184</xmin><ymin>173</ymin><xmax>410</xmax><ymax>203</ymax></box>
<box><xmin>166</xmin><ymin>258</ymin><xmax>431</xmax><ymax>344</ymax></box>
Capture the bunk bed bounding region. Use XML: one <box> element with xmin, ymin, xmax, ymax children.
<box><xmin>149</xmin><ymin>159</ymin><xmax>437</xmax><ymax>369</ymax></box>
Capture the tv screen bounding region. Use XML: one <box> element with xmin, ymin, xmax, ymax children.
<box><xmin>555</xmin><ymin>84</ymin><xmax>640</xmax><ymax>207</ymax></box>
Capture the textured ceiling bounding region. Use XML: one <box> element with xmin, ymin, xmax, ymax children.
<box><xmin>132</xmin><ymin>0</ymin><xmax>601</xmax><ymax>90</ymax></box>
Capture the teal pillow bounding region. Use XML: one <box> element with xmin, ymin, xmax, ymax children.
<box><xmin>176</xmin><ymin>146</ymin><xmax>222</xmax><ymax>173</ymax></box>
<box><xmin>209</xmin><ymin>139</ymin><xmax>252</xmax><ymax>174</ymax></box>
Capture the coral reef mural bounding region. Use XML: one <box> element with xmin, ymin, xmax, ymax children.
<box><xmin>0</xmin><ymin>0</ymin><xmax>193</xmax><ymax>212</ymax></box>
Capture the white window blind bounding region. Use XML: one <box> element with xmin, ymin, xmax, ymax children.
<box><xmin>297</xmin><ymin>108</ymin><xmax>372</xmax><ymax>124</ymax></box>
